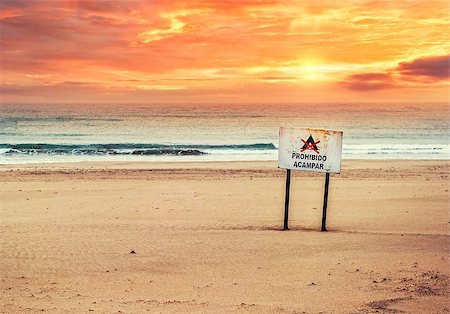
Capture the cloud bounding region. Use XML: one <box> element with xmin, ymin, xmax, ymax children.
<box><xmin>0</xmin><ymin>84</ymin><xmax>23</xmax><ymax>95</ymax></box>
<box><xmin>397</xmin><ymin>55</ymin><xmax>449</xmax><ymax>80</ymax></box>
<box><xmin>342</xmin><ymin>55</ymin><xmax>450</xmax><ymax>91</ymax></box>
<box><xmin>0</xmin><ymin>0</ymin><xmax>31</xmax><ymax>9</ymax></box>
<box><xmin>135</xmin><ymin>10</ymin><xmax>192</xmax><ymax>44</ymax></box>
<box><xmin>341</xmin><ymin>72</ymin><xmax>395</xmax><ymax>91</ymax></box>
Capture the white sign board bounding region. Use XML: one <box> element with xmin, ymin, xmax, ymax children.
<box><xmin>279</xmin><ymin>127</ymin><xmax>343</xmax><ymax>173</ymax></box>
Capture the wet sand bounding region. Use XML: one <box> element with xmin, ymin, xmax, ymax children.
<box><xmin>0</xmin><ymin>160</ymin><xmax>449</xmax><ymax>313</ymax></box>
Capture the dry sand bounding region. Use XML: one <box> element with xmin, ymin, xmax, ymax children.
<box><xmin>0</xmin><ymin>160</ymin><xmax>449</xmax><ymax>313</ymax></box>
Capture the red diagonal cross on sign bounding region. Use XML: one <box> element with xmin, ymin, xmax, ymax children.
<box><xmin>301</xmin><ymin>138</ymin><xmax>320</xmax><ymax>154</ymax></box>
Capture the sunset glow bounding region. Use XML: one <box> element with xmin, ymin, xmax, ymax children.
<box><xmin>1</xmin><ymin>0</ymin><xmax>449</xmax><ymax>103</ymax></box>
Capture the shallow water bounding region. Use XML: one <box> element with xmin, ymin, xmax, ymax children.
<box><xmin>0</xmin><ymin>103</ymin><xmax>448</xmax><ymax>163</ymax></box>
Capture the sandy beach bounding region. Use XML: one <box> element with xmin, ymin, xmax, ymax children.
<box><xmin>0</xmin><ymin>160</ymin><xmax>449</xmax><ymax>313</ymax></box>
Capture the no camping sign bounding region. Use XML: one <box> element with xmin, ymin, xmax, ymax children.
<box><xmin>278</xmin><ymin>127</ymin><xmax>343</xmax><ymax>231</ymax></box>
<box><xmin>278</xmin><ymin>127</ymin><xmax>343</xmax><ymax>173</ymax></box>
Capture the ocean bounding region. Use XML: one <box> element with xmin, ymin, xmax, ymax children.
<box><xmin>0</xmin><ymin>103</ymin><xmax>448</xmax><ymax>164</ymax></box>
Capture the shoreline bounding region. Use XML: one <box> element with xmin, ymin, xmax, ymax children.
<box><xmin>1</xmin><ymin>158</ymin><xmax>449</xmax><ymax>170</ymax></box>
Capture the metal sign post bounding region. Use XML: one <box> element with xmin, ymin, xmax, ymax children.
<box><xmin>283</xmin><ymin>169</ymin><xmax>291</xmax><ymax>230</ymax></box>
<box><xmin>278</xmin><ymin>127</ymin><xmax>342</xmax><ymax>231</ymax></box>
<box><xmin>321</xmin><ymin>172</ymin><xmax>330</xmax><ymax>231</ymax></box>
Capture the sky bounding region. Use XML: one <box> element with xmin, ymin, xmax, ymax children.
<box><xmin>0</xmin><ymin>0</ymin><xmax>449</xmax><ymax>104</ymax></box>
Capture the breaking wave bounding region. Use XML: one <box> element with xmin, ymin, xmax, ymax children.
<box><xmin>0</xmin><ymin>143</ymin><xmax>277</xmax><ymax>156</ymax></box>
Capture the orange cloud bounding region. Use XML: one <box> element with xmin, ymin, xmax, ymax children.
<box><xmin>1</xmin><ymin>0</ymin><xmax>449</xmax><ymax>103</ymax></box>
<box><xmin>342</xmin><ymin>73</ymin><xmax>395</xmax><ymax>91</ymax></box>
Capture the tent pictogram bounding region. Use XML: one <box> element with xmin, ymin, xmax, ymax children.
<box><xmin>301</xmin><ymin>135</ymin><xmax>320</xmax><ymax>154</ymax></box>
